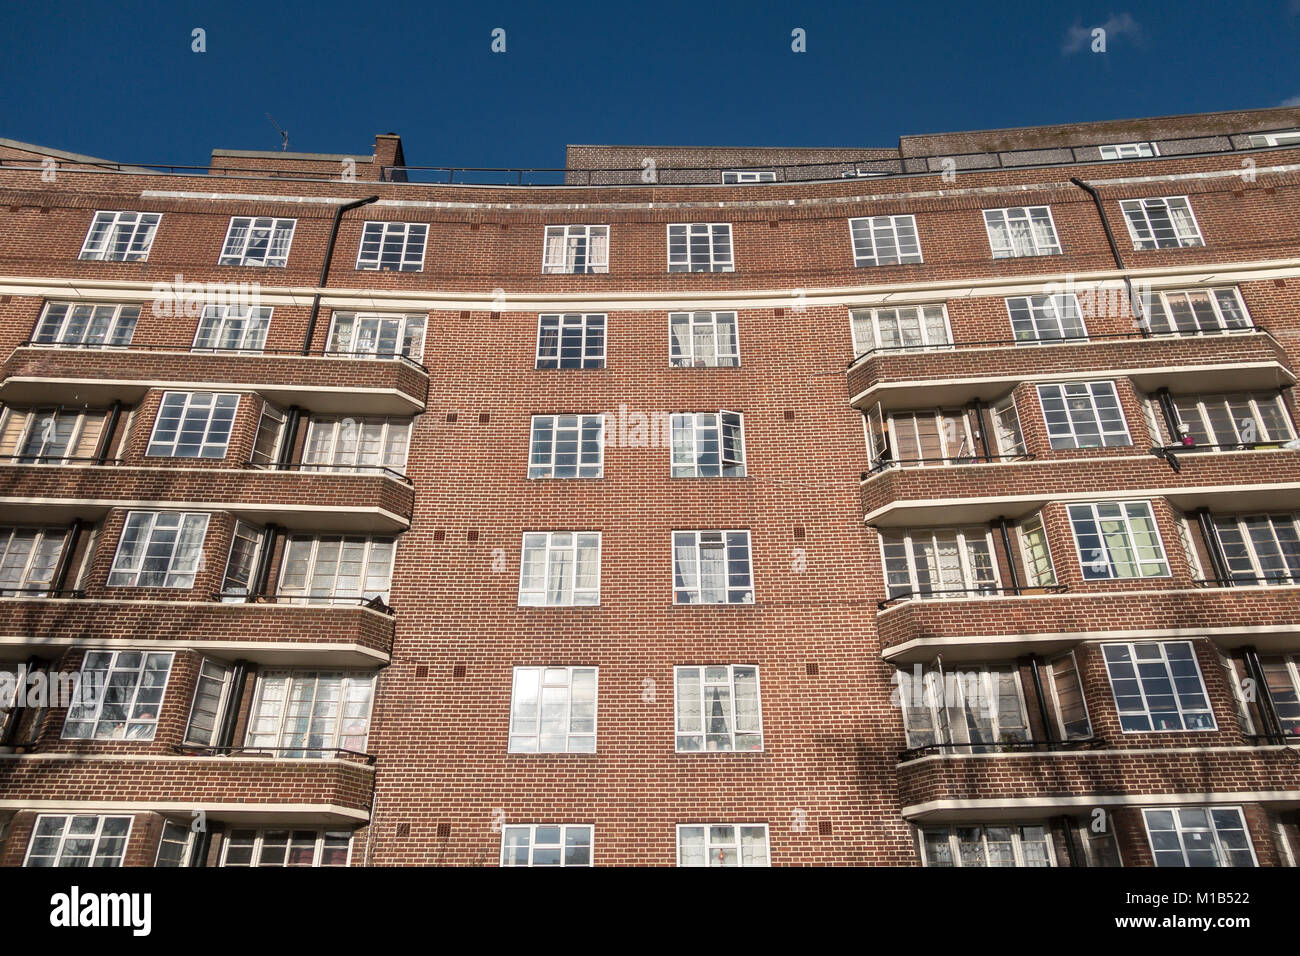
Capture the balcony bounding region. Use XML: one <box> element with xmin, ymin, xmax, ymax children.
<box><xmin>876</xmin><ymin>584</ymin><xmax>1300</xmax><ymax>662</ymax></box>
<box><xmin>847</xmin><ymin>330</ymin><xmax>1293</xmax><ymax>411</ymax></box>
<box><xmin>897</xmin><ymin>744</ymin><xmax>1300</xmax><ymax>820</ymax></box>
<box><xmin>0</xmin><ymin>462</ymin><xmax>414</xmax><ymax>532</ymax></box>
<box><xmin>861</xmin><ymin>447</ymin><xmax>1300</xmax><ymax>526</ymax></box>
<box><xmin>0</xmin><ymin>344</ymin><xmax>429</xmax><ymax>415</ymax></box>
<box><xmin>0</xmin><ymin>597</ymin><xmax>395</xmax><ymax>666</ymax></box>
<box><xmin>0</xmin><ymin>752</ymin><xmax>374</xmax><ymax>822</ymax></box>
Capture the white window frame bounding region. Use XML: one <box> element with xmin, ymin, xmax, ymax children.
<box><xmin>355</xmin><ymin>221</ymin><xmax>427</xmax><ymax>271</ymax></box>
<box><xmin>507</xmin><ymin>665</ymin><xmax>598</xmax><ymax>753</ymax></box>
<box><xmin>218</xmin><ymin>216</ymin><xmax>296</xmax><ymax>267</ymax></box>
<box><xmin>849</xmin><ymin>304</ymin><xmax>951</xmax><ymax>356</ymax></box>
<box><xmin>721</xmin><ymin>170</ymin><xmax>776</xmax><ymax>184</ymax></box>
<box><xmin>219</xmin><ymin>828</ymin><xmax>353</xmax><ymax>867</ymax></box>
<box><xmin>31</xmin><ymin>302</ymin><xmax>140</xmax><ymax>348</ymax></box>
<box><xmin>500</xmin><ymin>824</ymin><xmax>593</xmax><ymax>866</ymax></box>
<box><xmin>107</xmin><ymin>511</ymin><xmax>210</xmax><ymax>588</ymax></box>
<box><xmin>184</xmin><ymin>658</ymin><xmax>235</xmax><ymax>747</ymax></box>
<box><xmin>1098</xmin><ymin>142</ymin><xmax>1158</xmax><ymax>159</ymax></box>
<box><xmin>528</xmin><ymin>414</ymin><xmax>605</xmax><ymax>479</ymax></box>
<box><xmin>1143</xmin><ymin>287</ymin><xmax>1253</xmax><ymax>335</ymax></box>
<box><xmin>669</xmin><ymin>311</ymin><xmax>740</xmax><ymax>367</ymax></box>
<box><xmin>244</xmin><ymin>669</ymin><xmax>376</xmax><ymax>756</ymax></box>
<box><xmin>535</xmin><ymin>313</ymin><xmax>606</xmax><ymax>368</ymax></box>
<box><xmin>192</xmin><ymin>304</ymin><xmax>272</xmax><ymax>354</ymax></box>
<box><xmin>1249</xmin><ymin>130</ymin><xmax>1300</xmax><ymax>147</ymax></box>
<box><xmin>982</xmin><ymin>206</ymin><xmax>1061</xmax><ymax>258</ymax></box>
<box><xmin>1142</xmin><ymin>807</ymin><xmax>1257</xmax><ymax>867</ymax></box>
<box><xmin>667</xmin><ymin>223</ymin><xmax>735</xmax><ymax>273</ymax></box>
<box><xmin>1068</xmin><ymin>500</ymin><xmax>1170</xmax><ymax>580</ymax></box>
<box><xmin>276</xmin><ymin>535</ymin><xmax>395</xmax><ymax>605</ymax></box>
<box><xmin>879</xmin><ymin>528</ymin><xmax>1000</xmax><ymax>600</ymax></box>
<box><xmin>919</xmin><ymin>823</ymin><xmax>1054</xmax><ymax>867</ymax></box>
<box><xmin>1212</xmin><ymin>513</ymin><xmax>1300</xmax><ymax>585</ymax></box>
<box><xmin>219</xmin><ymin>520</ymin><xmax>263</xmax><ymax>601</ymax></box>
<box><xmin>1036</xmin><ymin>381</ymin><xmax>1131</xmax><ymax>449</ymax></box>
<box><xmin>78</xmin><ymin>211</ymin><xmax>161</xmax><ymax>262</ymax></box>
<box><xmin>145</xmin><ymin>391</ymin><xmax>240</xmax><ymax>459</ymax></box>
<box><xmin>518</xmin><ymin>531</ymin><xmax>602</xmax><ymax>606</ymax></box>
<box><xmin>670</xmin><ymin>411</ymin><xmax>745</xmax><ymax>477</ymax></box>
<box><xmin>61</xmin><ymin>650</ymin><xmax>174</xmax><ymax>741</ymax></box>
<box><xmin>541</xmin><ymin>225</ymin><xmax>609</xmax><ymax>274</ymax></box>
<box><xmin>1017</xmin><ymin>515</ymin><xmax>1057</xmax><ymax>587</ymax></box>
<box><xmin>0</xmin><ymin>406</ymin><xmax>109</xmax><ymax>464</ymax></box>
<box><xmin>1258</xmin><ymin>654</ymin><xmax>1300</xmax><ymax>738</ymax></box>
<box><xmin>676</xmin><ymin>823</ymin><xmax>770</xmax><ymax>867</ymax></box>
<box><xmin>23</xmin><ymin>814</ymin><xmax>134</xmax><ymax>867</ymax></box>
<box><xmin>674</xmin><ymin>665</ymin><xmax>763</xmax><ymax>752</ymax></box>
<box><xmin>1120</xmin><ymin>196</ymin><xmax>1204</xmax><ymax>250</ymax></box>
<box><xmin>899</xmin><ymin>663</ymin><xmax>1031</xmax><ymax>752</ymax></box>
<box><xmin>1172</xmin><ymin>393</ymin><xmax>1294</xmax><ymax>448</ymax></box>
<box><xmin>326</xmin><ymin>312</ymin><xmax>426</xmax><ymax>362</ymax></box>
<box><xmin>672</xmin><ymin>530</ymin><xmax>754</xmax><ymax>605</ymax></box>
<box><xmin>0</xmin><ymin>527</ymin><xmax>65</xmax><ymax>596</ymax></box>
<box><xmin>301</xmin><ymin>417</ymin><xmax>412</xmax><ymax>474</ymax></box>
<box><xmin>990</xmin><ymin>394</ymin><xmax>1026</xmax><ymax>456</ymax></box>
<box><xmin>1005</xmin><ymin>294</ymin><xmax>1087</xmax><ymax>343</ymax></box>
<box><xmin>1048</xmin><ymin>649</ymin><xmax>1093</xmax><ymax>739</ymax></box>
<box><xmin>1102</xmin><ymin>640</ymin><xmax>1215</xmax><ymax>732</ymax></box>
<box><xmin>155</xmin><ymin>819</ymin><xmax>195</xmax><ymax>867</ymax></box>
<box><xmin>848</xmin><ymin>215</ymin><xmax>923</xmax><ymax>267</ymax></box>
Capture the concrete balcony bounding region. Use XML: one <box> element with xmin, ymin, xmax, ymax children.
<box><xmin>876</xmin><ymin>585</ymin><xmax>1300</xmax><ymax>663</ymax></box>
<box><xmin>860</xmin><ymin>448</ymin><xmax>1300</xmax><ymax>526</ymax></box>
<box><xmin>847</xmin><ymin>330</ymin><xmax>1294</xmax><ymax>411</ymax></box>
<box><xmin>0</xmin><ymin>345</ymin><xmax>428</xmax><ymax>415</ymax></box>
<box><xmin>0</xmin><ymin>463</ymin><xmax>413</xmax><ymax>533</ymax></box>
<box><xmin>0</xmin><ymin>597</ymin><xmax>395</xmax><ymax>666</ymax></box>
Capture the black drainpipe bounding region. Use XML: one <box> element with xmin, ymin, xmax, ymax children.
<box><xmin>995</xmin><ymin>517</ymin><xmax>1020</xmax><ymax>593</ymax></box>
<box><xmin>1028</xmin><ymin>655</ymin><xmax>1056</xmax><ymax>745</ymax></box>
<box><xmin>1154</xmin><ymin>388</ymin><xmax>1182</xmax><ymax>444</ymax></box>
<box><xmin>49</xmin><ymin>519</ymin><xmax>84</xmax><ymax>595</ymax></box>
<box><xmin>1058</xmin><ymin>817</ymin><xmax>1084</xmax><ymax>867</ymax></box>
<box><xmin>276</xmin><ymin>406</ymin><xmax>301</xmax><ymax>469</ymax></box>
<box><xmin>1241</xmin><ymin>646</ymin><xmax>1285</xmax><ymax>745</ymax></box>
<box><xmin>1194</xmin><ymin>508</ymin><xmax>1232</xmax><ymax>584</ymax></box>
<box><xmin>1069</xmin><ymin>178</ymin><xmax>1147</xmax><ymax>337</ymax></box>
<box><xmin>303</xmin><ymin>196</ymin><xmax>380</xmax><ymax>355</ymax></box>
<box><xmin>94</xmin><ymin>400</ymin><xmax>123</xmax><ymax>464</ymax></box>
<box><xmin>250</xmin><ymin>524</ymin><xmax>280</xmax><ymax>600</ymax></box>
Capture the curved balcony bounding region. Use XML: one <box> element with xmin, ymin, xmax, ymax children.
<box><xmin>0</xmin><ymin>344</ymin><xmax>429</xmax><ymax>415</ymax></box>
<box><xmin>847</xmin><ymin>330</ymin><xmax>1294</xmax><ymax>411</ymax></box>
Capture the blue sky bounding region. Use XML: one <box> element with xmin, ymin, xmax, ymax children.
<box><xmin>1</xmin><ymin>0</ymin><xmax>1297</xmax><ymax>169</ymax></box>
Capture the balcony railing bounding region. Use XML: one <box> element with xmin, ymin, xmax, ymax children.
<box><xmin>865</xmin><ymin>453</ymin><xmax>1034</xmax><ymax>477</ymax></box>
<box><xmin>877</xmin><ymin>584</ymin><xmax>1069</xmax><ymax>611</ymax></box>
<box><xmin>1193</xmin><ymin>575</ymin><xmax>1300</xmax><ymax>588</ymax></box>
<box><xmin>247</xmin><ymin>460</ymin><xmax>413</xmax><ymax>485</ymax></box>
<box><xmin>171</xmin><ymin>744</ymin><xmax>376</xmax><ymax>766</ymax></box>
<box><xmin>17</xmin><ymin>340</ymin><xmax>430</xmax><ymax>374</ymax></box>
<box><xmin>0</xmin><ymin>587</ymin><xmax>86</xmax><ymax>599</ymax></box>
<box><xmin>212</xmin><ymin>592</ymin><xmax>395</xmax><ymax>615</ymax></box>
<box><xmin>899</xmin><ymin>736</ymin><xmax>1104</xmax><ymax>762</ymax></box>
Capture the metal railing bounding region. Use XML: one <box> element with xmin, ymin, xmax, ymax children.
<box><xmin>1192</xmin><ymin>575</ymin><xmax>1300</xmax><ymax>588</ymax></box>
<box><xmin>865</xmin><ymin>453</ymin><xmax>1035</xmax><ymax>476</ymax></box>
<box><xmin>171</xmin><ymin>743</ymin><xmax>376</xmax><ymax>765</ymax></box>
<box><xmin>899</xmin><ymin>736</ymin><xmax>1103</xmax><ymax>762</ymax></box>
<box><xmin>0</xmin><ymin>454</ymin><xmax>123</xmax><ymax>466</ymax></box>
<box><xmin>212</xmin><ymin>591</ymin><xmax>395</xmax><ymax>614</ymax></box>
<box><xmin>0</xmin><ymin>588</ymin><xmax>86</xmax><ymax>599</ymax></box>
<box><xmin>16</xmin><ymin>340</ymin><xmax>430</xmax><ymax>374</ymax></box>
<box><xmin>246</xmin><ymin>461</ymin><xmax>413</xmax><ymax>485</ymax></box>
<box><xmin>877</xmin><ymin>584</ymin><xmax>1069</xmax><ymax>611</ymax></box>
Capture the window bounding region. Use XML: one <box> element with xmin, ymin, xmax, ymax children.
<box><xmin>0</xmin><ymin>528</ymin><xmax>64</xmax><ymax>596</ymax></box>
<box><xmin>326</xmin><ymin>312</ymin><xmax>425</xmax><ymax>361</ymax></box>
<box><xmin>1172</xmin><ymin>393</ymin><xmax>1293</xmax><ymax>448</ymax></box>
<box><xmin>220</xmin><ymin>521</ymin><xmax>262</xmax><ymax>601</ymax></box>
<box><xmin>1143</xmin><ymin>807</ymin><xmax>1256</xmax><ymax>867</ymax></box>
<box><xmin>277</xmin><ymin>535</ymin><xmax>395</xmax><ymax>605</ymax></box>
<box><xmin>849</xmin><ymin>215</ymin><xmax>923</xmax><ymax>266</ymax></box>
<box><xmin>508</xmin><ymin>666</ymin><xmax>597</xmax><ymax>753</ymax></box>
<box><xmin>528</xmin><ymin>415</ymin><xmax>604</xmax><ymax>478</ymax></box>
<box><xmin>245</xmin><ymin>670</ymin><xmax>375</xmax><ymax>756</ymax></box>
<box><xmin>219</xmin><ymin>217</ymin><xmax>295</xmax><ymax>267</ymax></box>
<box><xmin>983</xmin><ymin>206</ymin><xmax>1061</xmax><ymax>258</ymax></box>
<box><xmin>850</xmin><ymin>305</ymin><xmax>950</xmax><ymax>357</ymax></box>
<box><xmin>1048</xmin><ymin>651</ymin><xmax>1092</xmax><ymax>738</ymax></box>
<box><xmin>542</xmin><ymin>225</ymin><xmax>609</xmax><ymax>274</ymax></box>
<box><xmin>1259</xmin><ymin>655</ymin><xmax>1300</xmax><ymax>737</ymax></box>
<box><xmin>869</xmin><ymin>408</ymin><xmax>977</xmax><ymax>467</ymax></box>
<box><xmin>1017</xmin><ymin>516</ymin><xmax>1057</xmax><ymax>587</ymax></box>
<box><xmin>667</xmin><ymin>223</ymin><xmax>734</xmax><ymax>272</ymax></box>
<box><xmin>920</xmin><ymin>824</ymin><xmax>1053</xmax><ymax>867</ymax></box>
<box><xmin>79</xmin><ymin>211</ymin><xmax>161</xmax><ymax>262</ymax></box>
<box><xmin>669</xmin><ymin>311</ymin><xmax>739</xmax><ymax>366</ymax></box>
<box><xmin>501</xmin><ymin>825</ymin><xmax>593</xmax><ymax>866</ymax></box>
<box><xmin>250</xmin><ymin>402</ymin><xmax>287</xmax><ymax>466</ymax></box>
<box><xmin>675</xmin><ymin>665</ymin><xmax>762</xmax><ymax>752</ymax></box>
<box><xmin>220</xmin><ymin>828</ymin><xmax>352</xmax><ymax>867</ymax></box>
<box><xmin>1102</xmin><ymin>641</ymin><xmax>1214</xmax><ymax>732</ymax></box>
<box><xmin>356</xmin><ymin>221</ymin><xmax>427</xmax><ymax>271</ymax></box>
<box><xmin>990</xmin><ymin>395</ymin><xmax>1026</xmax><ymax>456</ymax></box>
<box><xmin>672</xmin><ymin>530</ymin><xmax>753</xmax><ymax>604</ymax></box>
<box><xmin>0</xmin><ymin>406</ymin><xmax>107</xmax><ymax>463</ymax></box>
<box><xmin>1005</xmin><ymin>294</ymin><xmax>1087</xmax><ymax>343</ymax></box>
<box><xmin>536</xmin><ymin>313</ymin><xmax>605</xmax><ymax>368</ymax></box>
<box><xmin>155</xmin><ymin>820</ymin><xmax>194</xmax><ymax>867</ymax></box>
<box><xmin>677</xmin><ymin>824</ymin><xmax>769</xmax><ymax>866</ymax></box>
<box><xmin>1068</xmin><ymin>501</ymin><xmax>1168</xmax><ymax>579</ymax></box>
<box><xmin>32</xmin><ymin>302</ymin><xmax>139</xmax><ymax>347</ymax></box>
<box><xmin>518</xmin><ymin>532</ymin><xmax>601</xmax><ymax>605</ymax></box>
<box><xmin>62</xmin><ymin>650</ymin><xmax>174</xmax><ymax>740</ymax></box>
<box><xmin>1120</xmin><ymin>197</ymin><xmax>1203</xmax><ymax>249</ymax></box>
<box><xmin>670</xmin><ymin>412</ymin><xmax>745</xmax><ymax>477</ymax></box>
<box><xmin>184</xmin><ymin>658</ymin><xmax>234</xmax><ymax>746</ymax></box>
<box><xmin>722</xmin><ymin>170</ymin><xmax>776</xmax><ymax>183</ymax></box>
<box><xmin>108</xmin><ymin>511</ymin><xmax>210</xmax><ymax>588</ymax></box>
<box><xmin>1212</xmin><ymin>514</ymin><xmax>1300</xmax><ymax>585</ymax></box>
<box><xmin>1037</xmin><ymin>381</ymin><xmax>1130</xmax><ymax>449</ymax></box>
<box><xmin>302</xmin><ymin>417</ymin><xmax>411</xmax><ymax>474</ymax></box>
<box><xmin>23</xmin><ymin>815</ymin><xmax>133</xmax><ymax>867</ymax></box>
<box><xmin>899</xmin><ymin>664</ymin><xmax>1030</xmax><ymax>752</ymax></box>
<box><xmin>145</xmin><ymin>392</ymin><xmax>239</xmax><ymax>459</ymax></box>
<box><xmin>880</xmin><ymin>528</ymin><xmax>997</xmax><ymax>600</ymax></box>
<box><xmin>1099</xmin><ymin>142</ymin><xmax>1158</xmax><ymax>159</ymax></box>
<box><xmin>192</xmin><ymin>304</ymin><xmax>271</xmax><ymax>353</ymax></box>
<box><xmin>1142</xmin><ymin>288</ymin><xmax>1251</xmax><ymax>335</ymax></box>
<box><xmin>1249</xmin><ymin>130</ymin><xmax>1300</xmax><ymax>147</ymax></box>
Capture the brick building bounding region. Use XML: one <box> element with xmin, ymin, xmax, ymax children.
<box><xmin>0</xmin><ymin>106</ymin><xmax>1298</xmax><ymax>867</ymax></box>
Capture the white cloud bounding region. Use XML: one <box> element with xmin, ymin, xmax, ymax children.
<box><xmin>1062</xmin><ymin>12</ymin><xmax>1142</xmax><ymax>54</ymax></box>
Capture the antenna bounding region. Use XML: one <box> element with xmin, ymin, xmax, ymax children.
<box><xmin>265</xmin><ymin>113</ymin><xmax>289</xmax><ymax>151</ymax></box>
